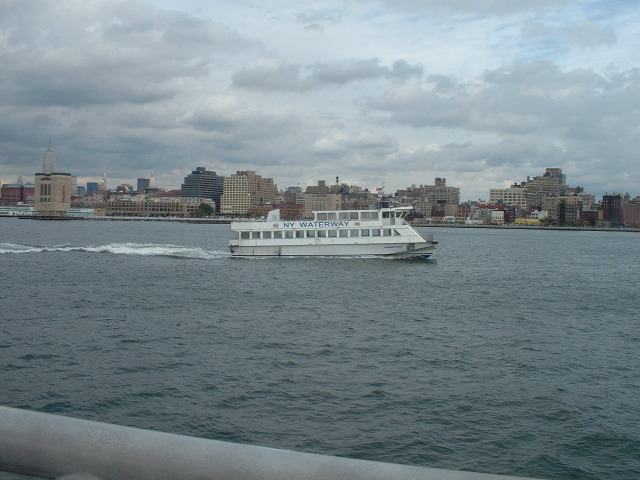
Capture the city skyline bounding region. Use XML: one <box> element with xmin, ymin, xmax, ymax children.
<box><xmin>2</xmin><ymin>159</ymin><xmax>637</xmax><ymax>204</ymax></box>
<box><xmin>1</xmin><ymin>1</ymin><xmax>639</xmax><ymax>201</ymax></box>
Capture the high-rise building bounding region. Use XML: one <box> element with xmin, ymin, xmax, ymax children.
<box><xmin>489</xmin><ymin>183</ymin><xmax>528</xmax><ymax>208</ymax></box>
<box><xmin>42</xmin><ymin>137</ymin><xmax>56</xmax><ymax>174</ymax></box>
<box><xmin>220</xmin><ymin>171</ymin><xmax>277</xmax><ymax>215</ymax></box>
<box><xmin>525</xmin><ymin>168</ymin><xmax>574</xmax><ymax>208</ymax></box>
<box><xmin>99</xmin><ymin>173</ymin><xmax>108</xmax><ymax>191</ymax></box>
<box><xmin>179</xmin><ymin>167</ymin><xmax>225</xmax><ymax>213</ymax></box>
<box><xmin>419</xmin><ymin>178</ymin><xmax>460</xmax><ymax>205</ymax></box>
<box><xmin>137</xmin><ymin>178</ymin><xmax>150</xmax><ymax>192</ymax></box>
<box><xmin>601</xmin><ymin>195</ymin><xmax>623</xmax><ymax>226</ymax></box>
<box><xmin>87</xmin><ymin>182</ymin><xmax>99</xmax><ymax>194</ymax></box>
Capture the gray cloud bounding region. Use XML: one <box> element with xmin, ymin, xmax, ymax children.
<box><xmin>295</xmin><ymin>10</ymin><xmax>342</xmax><ymax>30</ymax></box>
<box><xmin>231</xmin><ymin>62</ymin><xmax>312</xmax><ymax>92</ymax></box>
<box><xmin>366</xmin><ymin>83</ymin><xmax>471</xmax><ymax>128</ymax></box>
<box><xmin>377</xmin><ymin>0</ymin><xmax>571</xmax><ymax>15</ymax></box>
<box><xmin>309</xmin><ymin>59</ymin><xmax>423</xmax><ymax>84</ymax></box>
<box><xmin>232</xmin><ymin>58</ymin><xmax>422</xmax><ymax>92</ymax></box>
<box><xmin>523</xmin><ymin>21</ymin><xmax>617</xmax><ymax>48</ymax></box>
<box><xmin>391</xmin><ymin>138</ymin><xmax>564</xmax><ymax>176</ymax></box>
<box><xmin>367</xmin><ymin>61</ymin><xmax>640</xmax><ymax>142</ymax></box>
<box><xmin>1</xmin><ymin>1</ymin><xmax>258</xmax><ymax>108</ymax></box>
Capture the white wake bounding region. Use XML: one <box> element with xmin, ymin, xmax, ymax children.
<box><xmin>0</xmin><ymin>242</ymin><xmax>229</xmax><ymax>259</ymax></box>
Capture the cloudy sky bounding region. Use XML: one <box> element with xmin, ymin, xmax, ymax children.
<box><xmin>1</xmin><ymin>0</ymin><xmax>638</xmax><ymax>201</ymax></box>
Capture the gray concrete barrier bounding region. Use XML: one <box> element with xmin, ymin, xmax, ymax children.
<box><xmin>0</xmin><ymin>406</ymin><xmax>542</xmax><ymax>480</ymax></box>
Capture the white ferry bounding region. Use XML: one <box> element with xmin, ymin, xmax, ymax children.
<box><xmin>229</xmin><ymin>205</ymin><xmax>436</xmax><ymax>258</ymax></box>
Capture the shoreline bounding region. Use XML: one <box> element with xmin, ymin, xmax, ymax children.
<box><xmin>414</xmin><ymin>222</ymin><xmax>640</xmax><ymax>233</ymax></box>
<box><xmin>2</xmin><ymin>215</ymin><xmax>232</xmax><ymax>224</ymax></box>
<box><xmin>3</xmin><ymin>214</ymin><xmax>638</xmax><ymax>232</ymax></box>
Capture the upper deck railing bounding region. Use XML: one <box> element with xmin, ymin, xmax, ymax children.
<box><xmin>0</xmin><ymin>406</ymin><xmax>542</xmax><ymax>480</ymax></box>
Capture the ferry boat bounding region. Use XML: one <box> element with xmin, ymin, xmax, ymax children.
<box><xmin>229</xmin><ymin>205</ymin><xmax>436</xmax><ymax>258</ymax></box>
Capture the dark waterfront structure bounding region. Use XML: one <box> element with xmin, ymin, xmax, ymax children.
<box><xmin>601</xmin><ymin>194</ymin><xmax>623</xmax><ymax>227</ymax></box>
<box><xmin>180</xmin><ymin>167</ymin><xmax>225</xmax><ymax>213</ymax></box>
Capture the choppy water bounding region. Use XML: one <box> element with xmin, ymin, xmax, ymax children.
<box><xmin>1</xmin><ymin>218</ymin><xmax>639</xmax><ymax>479</ymax></box>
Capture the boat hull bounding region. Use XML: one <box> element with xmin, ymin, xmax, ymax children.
<box><xmin>229</xmin><ymin>241</ymin><xmax>435</xmax><ymax>258</ymax></box>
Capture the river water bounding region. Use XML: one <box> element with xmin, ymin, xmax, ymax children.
<box><xmin>1</xmin><ymin>218</ymin><xmax>638</xmax><ymax>479</ymax></box>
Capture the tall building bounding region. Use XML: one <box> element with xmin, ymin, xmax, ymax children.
<box><xmin>419</xmin><ymin>178</ymin><xmax>460</xmax><ymax>205</ymax></box>
<box><xmin>137</xmin><ymin>178</ymin><xmax>150</xmax><ymax>192</ymax></box>
<box><xmin>220</xmin><ymin>171</ymin><xmax>277</xmax><ymax>215</ymax></box>
<box><xmin>601</xmin><ymin>195</ymin><xmax>623</xmax><ymax>226</ymax></box>
<box><xmin>489</xmin><ymin>183</ymin><xmax>528</xmax><ymax>208</ymax></box>
<box><xmin>87</xmin><ymin>182</ymin><xmax>99</xmax><ymax>194</ymax></box>
<box><xmin>525</xmin><ymin>168</ymin><xmax>574</xmax><ymax>208</ymax></box>
<box><xmin>179</xmin><ymin>167</ymin><xmax>225</xmax><ymax>213</ymax></box>
<box><xmin>42</xmin><ymin>137</ymin><xmax>56</xmax><ymax>174</ymax></box>
<box><xmin>98</xmin><ymin>172</ymin><xmax>108</xmax><ymax>191</ymax></box>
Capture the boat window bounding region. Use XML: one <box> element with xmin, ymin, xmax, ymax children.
<box><xmin>328</xmin><ymin>230</ymin><xmax>338</xmax><ymax>237</ymax></box>
<box><xmin>339</xmin><ymin>230</ymin><xmax>349</xmax><ymax>237</ymax></box>
<box><xmin>317</xmin><ymin>230</ymin><xmax>327</xmax><ymax>237</ymax></box>
<box><xmin>383</xmin><ymin>229</ymin><xmax>392</xmax><ymax>236</ymax></box>
<box><xmin>306</xmin><ymin>230</ymin><xmax>316</xmax><ymax>237</ymax></box>
<box><xmin>360</xmin><ymin>229</ymin><xmax>370</xmax><ymax>236</ymax></box>
<box><xmin>350</xmin><ymin>212</ymin><xmax>359</xmax><ymax>219</ymax></box>
<box><xmin>240</xmin><ymin>231</ymin><xmax>250</xmax><ymax>239</ymax></box>
<box><xmin>273</xmin><ymin>231</ymin><xmax>283</xmax><ymax>239</ymax></box>
<box><xmin>251</xmin><ymin>231</ymin><xmax>261</xmax><ymax>239</ymax></box>
<box><xmin>370</xmin><ymin>212</ymin><xmax>379</xmax><ymax>220</ymax></box>
<box><xmin>394</xmin><ymin>229</ymin><xmax>401</xmax><ymax>236</ymax></box>
<box><xmin>361</xmin><ymin>212</ymin><xmax>371</xmax><ymax>220</ymax></box>
<box><xmin>338</xmin><ymin>212</ymin><xmax>350</xmax><ymax>220</ymax></box>
<box><xmin>317</xmin><ymin>213</ymin><xmax>328</xmax><ymax>220</ymax></box>
<box><xmin>382</xmin><ymin>212</ymin><xmax>390</xmax><ymax>219</ymax></box>
<box><xmin>396</xmin><ymin>211</ymin><xmax>404</xmax><ymax>218</ymax></box>
<box><xmin>327</xmin><ymin>213</ymin><xmax>337</xmax><ymax>220</ymax></box>
<box><xmin>263</xmin><ymin>231</ymin><xmax>272</xmax><ymax>239</ymax></box>
<box><xmin>295</xmin><ymin>230</ymin><xmax>305</xmax><ymax>238</ymax></box>
<box><xmin>372</xmin><ymin>228</ymin><xmax>381</xmax><ymax>236</ymax></box>
<box><xmin>284</xmin><ymin>231</ymin><xmax>294</xmax><ymax>238</ymax></box>
<box><xmin>349</xmin><ymin>229</ymin><xmax>360</xmax><ymax>237</ymax></box>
